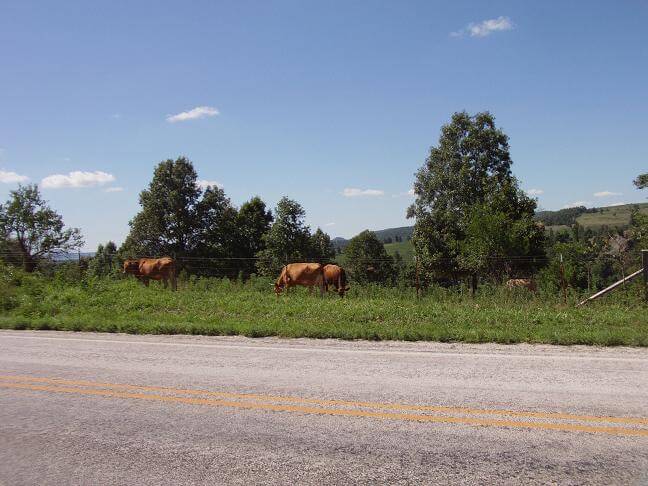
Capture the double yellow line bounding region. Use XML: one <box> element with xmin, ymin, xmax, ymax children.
<box><xmin>1</xmin><ymin>374</ymin><xmax>647</xmax><ymax>437</ymax></box>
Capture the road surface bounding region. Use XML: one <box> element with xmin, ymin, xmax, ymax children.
<box><xmin>1</xmin><ymin>330</ymin><xmax>647</xmax><ymax>485</ymax></box>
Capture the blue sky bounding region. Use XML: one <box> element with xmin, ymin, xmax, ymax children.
<box><xmin>1</xmin><ymin>1</ymin><xmax>647</xmax><ymax>249</ymax></box>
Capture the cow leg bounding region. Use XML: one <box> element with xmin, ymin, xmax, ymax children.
<box><xmin>162</xmin><ymin>278</ymin><xmax>168</xmax><ymax>289</ymax></box>
<box><xmin>142</xmin><ymin>278</ymin><xmax>149</xmax><ymax>287</ymax></box>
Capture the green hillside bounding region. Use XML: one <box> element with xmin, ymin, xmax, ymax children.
<box><xmin>572</xmin><ymin>202</ymin><xmax>648</xmax><ymax>230</ymax></box>
<box><xmin>383</xmin><ymin>240</ymin><xmax>414</xmax><ymax>261</ymax></box>
<box><xmin>335</xmin><ymin>202</ymin><xmax>647</xmax><ymax>256</ymax></box>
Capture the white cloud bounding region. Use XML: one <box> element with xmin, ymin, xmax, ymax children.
<box><xmin>197</xmin><ymin>179</ymin><xmax>223</xmax><ymax>190</ymax></box>
<box><xmin>563</xmin><ymin>201</ymin><xmax>591</xmax><ymax>209</ymax></box>
<box><xmin>166</xmin><ymin>106</ymin><xmax>219</xmax><ymax>123</ymax></box>
<box><xmin>452</xmin><ymin>16</ymin><xmax>514</xmax><ymax>38</ymax></box>
<box><xmin>607</xmin><ymin>202</ymin><xmax>627</xmax><ymax>206</ymax></box>
<box><xmin>104</xmin><ymin>186</ymin><xmax>124</xmax><ymax>193</ymax></box>
<box><xmin>0</xmin><ymin>170</ymin><xmax>29</xmax><ymax>184</ymax></box>
<box><xmin>526</xmin><ymin>188</ymin><xmax>544</xmax><ymax>196</ymax></box>
<box><xmin>41</xmin><ymin>171</ymin><xmax>115</xmax><ymax>189</ymax></box>
<box><xmin>594</xmin><ymin>191</ymin><xmax>622</xmax><ymax>197</ymax></box>
<box><xmin>325</xmin><ymin>222</ymin><xmax>335</xmax><ymax>227</ymax></box>
<box><xmin>342</xmin><ymin>187</ymin><xmax>385</xmax><ymax>197</ymax></box>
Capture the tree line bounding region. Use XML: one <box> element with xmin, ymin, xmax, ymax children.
<box><xmin>1</xmin><ymin>111</ymin><xmax>646</xmax><ymax>292</ymax></box>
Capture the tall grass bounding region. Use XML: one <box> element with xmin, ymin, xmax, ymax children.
<box><xmin>0</xmin><ymin>271</ymin><xmax>646</xmax><ymax>346</ymax></box>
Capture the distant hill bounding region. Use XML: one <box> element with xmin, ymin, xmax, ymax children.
<box><xmin>536</xmin><ymin>202</ymin><xmax>648</xmax><ymax>231</ymax></box>
<box><xmin>332</xmin><ymin>202</ymin><xmax>648</xmax><ymax>256</ymax></box>
<box><xmin>331</xmin><ymin>226</ymin><xmax>413</xmax><ymax>251</ymax></box>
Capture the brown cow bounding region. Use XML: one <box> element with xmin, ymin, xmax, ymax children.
<box><xmin>323</xmin><ymin>264</ymin><xmax>350</xmax><ymax>298</ymax></box>
<box><xmin>505</xmin><ymin>278</ymin><xmax>537</xmax><ymax>292</ymax></box>
<box><xmin>274</xmin><ymin>263</ymin><xmax>325</xmax><ymax>296</ymax></box>
<box><xmin>123</xmin><ymin>257</ymin><xmax>177</xmax><ymax>291</ymax></box>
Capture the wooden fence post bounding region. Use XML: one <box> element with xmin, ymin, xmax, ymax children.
<box><xmin>559</xmin><ymin>254</ymin><xmax>567</xmax><ymax>305</ymax></box>
<box><xmin>643</xmin><ymin>250</ymin><xmax>648</xmax><ymax>303</ymax></box>
<box><xmin>415</xmin><ymin>256</ymin><xmax>420</xmax><ymax>300</ymax></box>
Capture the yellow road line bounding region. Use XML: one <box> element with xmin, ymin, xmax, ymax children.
<box><xmin>2</xmin><ymin>381</ymin><xmax>648</xmax><ymax>437</ymax></box>
<box><xmin>1</xmin><ymin>374</ymin><xmax>647</xmax><ymax>426</ymax></box>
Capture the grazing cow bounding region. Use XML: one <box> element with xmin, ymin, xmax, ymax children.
<box><xmin>505</xmin><ymin>278</ymin><xmax>537</xmax><ymax>292</ymax></box>
<box><xmin>274</xmin><ymin>263</ymin><xmax>325</xmax><ymax>296</ymax></box>
<box><xmin>323</xmin><ymin>264</ymin><xmax>350</xmax><ymax>297</ymax></box>
<box><xmin>123</xmin><ymin>257</ymin><xmax>177</xmax><ymax>291</ymax></box>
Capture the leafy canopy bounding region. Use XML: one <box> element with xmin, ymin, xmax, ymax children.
<box><xmin>407</xmin><ymin>111</ymin><xmax>544</xmax><ymax>281</ymax></box>
<box><xmin>0</xmin><ymin>184</ymin><xmax>83</xmax><ymax>271</ymax></box>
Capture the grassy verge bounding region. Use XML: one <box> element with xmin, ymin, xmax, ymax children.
<box><xmin>1</xmin><ymin>275</ymin><xmax>646</xmax><ymax>346</ymax></box>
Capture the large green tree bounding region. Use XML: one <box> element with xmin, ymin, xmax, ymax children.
<box><xmin>255</xmin><ymin>197</ymin><xmax>312</xmax><ymax>276</ymax></box>
<box><xmin>0</xmin><ymin>184</ymin><xmax>83</xmax><ymax>272</ymax></box>
<box><xmin>634</xmin><ymin>173</ymin><xmax>648</xmax><ymax>191</ymax></box>
<box><xmin>407</xmin><ymin>111</ymin><xmax>544</xmax><ymax>285</ymax></box>
<box><xmin>193</xmin><ymin>186</ymin><xmax>240</xmax><ymax>276</ymax></box>
<box><xmin>343</xmin><ymin>230</ymin><xmax>395</xmax><ymax>284</ymax></box>
<box><xmin>309</xmin><ymin>228</ymin><xmax>336</xmax><ymax>262</ymax></box>
<box><xmin>235</xmin><ymin>197</ymin><xmax>273</xmax><ymax>277</ymax></box>
<box><xmin>122</xmin><ymin>157</ymin><xmax>202</xmax><ymax>257</ymax></box>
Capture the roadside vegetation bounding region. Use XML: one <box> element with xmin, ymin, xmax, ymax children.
<box><xmin>0</xmin><ymin>265</ymin><xmax>646</xmax><ymax>346</ymax></box>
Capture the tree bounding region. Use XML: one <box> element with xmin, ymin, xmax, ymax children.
<box><xmin>88</xmin><ymin>241</ymin><xmax>117</xmax><ymax>278</ymax></box>
<box><xmin>0</xmin><ymin>185</ymin><xmax>83</xmax><ymax>272</ymax></box>
<box><xmin>122</xmin><ymin>157</ymin><xmax>201</xmax><ymax>258</ymax></box>
<box><xmin>193</xmin><ymin>186</ymin><xmax>239</xmax><ymax>276</ymax></box>
<box><xmin>235</xmin><ymin>196</ymin><xmax>273</xmax><ymax>277</ymax></box>
<box><xmin>309</xmin><ymin>228</ymin><xmax>336</xmax><ymax>262</ymax></box>
<box><xmin>407</xmin><ymin>111</ymin><xmax>545</xmax><ymax>285</ymax></box>
<box><xmin>255</xmin><ymin>197</ymin><xmax>313</xmax><ymax>276</ymax></box>
<box><xmin>634</xmin><ymin>173</ymin><xmax>648</xmax><ymax>191</ymax></box>
<box><xmin>343</xmin><ymin>230</ymin><xmax>395</xmax><ymax>284</ymax></box>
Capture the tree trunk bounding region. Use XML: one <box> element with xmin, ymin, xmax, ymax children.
<box><xmin>22</xmin><ymin>253</ymin><xmax>36</xmax><ymax>272</ymax></box>
<box><xmin>470</xmin><ymin>274</ymin><xmax>478</xmax><ymax>298</ymax></box>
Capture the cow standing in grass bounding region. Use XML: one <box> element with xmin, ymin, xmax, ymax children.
<box><xmin>505</xmin><ymin>278</ymin><xmax>537</xmax><ymax>292</ymax></box>
<box><xmin>274</xmin><ymin>263</ymin><xmax>326</xmax><ymax>297</ymax></box>
<box><xmin>123</xmin><ymin>257</ymin><xmax>177</xmax><ymax>291</ymax></box>
<box><xmin>323</xmin><ymin>264</ymin><xmax>350</xmax><ymax>298</ymax></box>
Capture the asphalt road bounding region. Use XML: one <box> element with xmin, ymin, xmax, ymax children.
<box><xmin>1</xmin><ymin>331</ymin><xmax>647</xmax><ymax>485</ymax></box>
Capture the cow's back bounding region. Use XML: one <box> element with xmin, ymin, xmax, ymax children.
<box><xmin>286</xmin><ymin>263</ymin><xmax>324</xmax><ymax>285</ymax></box>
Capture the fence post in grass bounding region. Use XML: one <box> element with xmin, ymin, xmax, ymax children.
<box><xmin>415</xmin><ymin>256</ymin><xmax>420</xmax><ymax>300</ymax></box>
<box><xmin>643</xmin><ymin>250</ymin><xmax>648</xmax><ymax>303</ymax></box>
<box><xmin>559</xmin><ymin>253</ymin><xmax>567</xmax><ymax>305</ymax></box>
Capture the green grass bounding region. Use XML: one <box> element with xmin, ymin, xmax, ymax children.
<box><xmin>1</xmin><ymin>276</ymin><xmax>646</xmax><ymax>346</ymax></box>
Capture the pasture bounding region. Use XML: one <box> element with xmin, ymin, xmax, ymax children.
<box><xmin>1</xmin><ymin>273</ymin><xmax>646</xmax><ymax>346</ymax></box>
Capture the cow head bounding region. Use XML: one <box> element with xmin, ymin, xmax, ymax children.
<box><xmin>274</xmin><ymin>281</ymin><xmax>285</xmax><ymax>295</ymax></box>
<box><xmin>123</xmin><ymin>259</ymin><xmax>140</xmax><ymax>275</ymax></box>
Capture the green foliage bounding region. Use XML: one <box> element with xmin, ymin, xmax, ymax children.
<box><xmin>309</xmin><ymin>228</ymin><xmax>336</xmax><ymax>262</ymax></box>
<box><xmin>234</xmin><ymin>196</ymin><xmax>273</xmax><ymax>277</ymax></box>
<box><xmin>407</xmin><ymin>111</ymin><xmax>544</xmax><ymax>283</ymax></box>
<box><xmin>255</xmin><ymin>197</ymin><xmax>313</xmax><ymax>276</ymax></box>
<box><xmin>87</xmin><ymin>241</ymin><xmax>117</xmax><ymax>278</ymax></box>
<box><xmin>634</xmin><ymin>172</ymin><xmax>648</xmax><ymax>191</ymax></box>
<box><xmin>342</xmin><ymin>230</ymin><xmax>395</xmax><ymax>284</ymax></box>
<box><xmin>121</xmin><ymin>157</ymin><xmax>202</xmax><ymax>257</ymax></box>
<box><xmin>0</xmin><ymin>184</ymin><xmax>83</xmax><ymax>272</ymax></box>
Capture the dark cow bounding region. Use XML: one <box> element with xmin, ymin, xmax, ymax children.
<box><xmin>274</xmin><ymin>263</ymin><xmax>325</xmax><ymax>297</ymax></box>
<box><xmin>123</xmin><ymin>257</ymin><xmax>177</xmax><ymax>291</ymax></box>
<box><xmin>323</xmin><ymin>264</ymin><xmax>350</xmax><ymax>297</ymax></box>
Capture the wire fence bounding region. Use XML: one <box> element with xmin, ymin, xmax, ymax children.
<box><xmin>2</xmin><ymin>249</ymin><xmax>646</xmax><ymax>304</ymax></box>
